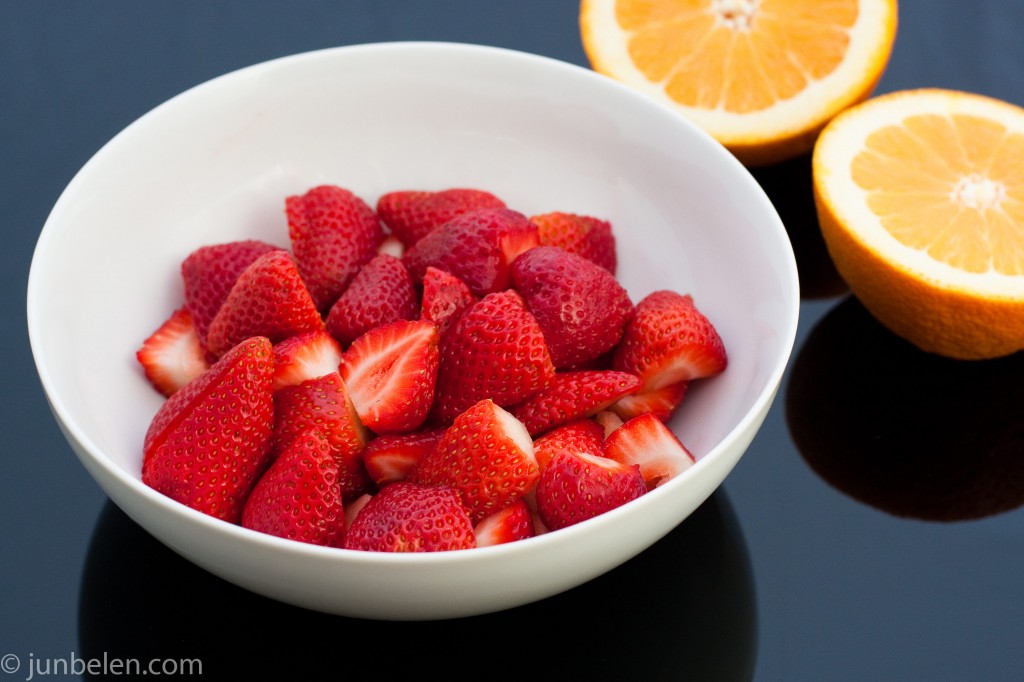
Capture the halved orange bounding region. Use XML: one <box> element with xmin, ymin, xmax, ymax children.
<box><xmin>813</xmin><ymin>88</ymin><xmax>1024</xmax><ymax>360</ymax></box>
<box><xmin>579</xmin><ymin>0</ymin><xmax>898</xmax><ymax>166</ymax></box>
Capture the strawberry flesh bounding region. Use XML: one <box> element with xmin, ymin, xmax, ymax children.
<box><xmin>271</xmin><ymin>330</ymin><xmax>343</xmax><ymax>391</ymax></box>
<box><xmin>136</xmin><ymin>306</ymin><xmax>209</xmax><ymax>397</ymax></box>
<box><xmin>474</xmin><ymin>499</ymin><xmax>535</xmax><ymax>547</ymax></box>
<box><xmin>604</xmin><ymin>413</ymin><xmax>696</xmax><ymax>489</ymax></box>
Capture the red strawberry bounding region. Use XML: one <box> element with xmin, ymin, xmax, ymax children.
<box><xmin>610</xmin><ymin>380</ymin><xmax>689</xmax><ymax>422</ymax></box>
<box><xmin>272</xmin><ymin>330</ymin><xmax>343</xmax><ymax>391</ymax></box>
<box><xmin>205</xmin><ymin>250</ymin><xmax>324</xmax><ymax>358</ymax></box>
<box><xmin>414</xmin><ymin>399</ymin><xmax>539</xmax><ymax>523</ymax></box>
<box><xmin>241</xmin><ymin>428</ymin><xmax>346</xmax><ymax>547</ymax></box>
<box><xmin>377</xmin><ymin>188</ymin><xmax>506</xmax><ymax>247</ymax></box>
<box><xmin>272</xmin><ymin>372</ymin><xmax>371</xmax><ymax>501</ymax></box>
<box><xmin>340</xmin><ymin>319</ymin><xmax>440</xmax><ymax>434</ymax></box>
<box><xmin>612</xmin><ymin>290</ymin><xmax>727</xmax><ymax>391</ymax></box>
<box><xmin>136</xmin><ymin>306</ymin><xmax>209</xmax><ymax>397</ymax></box>
<box><xmin>474</xmin><ymin>499</ymin><xmax>535</xmax><ymax>547</ymax></box>
<box><xmin>402</xmin><ymin>207</ymin><xmax>539</xmax><ymax>297</ymax></box>
<box><xmin>532</xmin><ymin>417</ymin><xmax>607</xmax><ymax>471</ymax></box>
<box><xmin>361</xmin><ymin>427</ymin><xmax>445</xmax><ymax>487</ymax></box>
<box><xmin>531</xmin><ymin>211</ymin><xmax>617</xmax><ymax>273</ymax></box>
<box><xmin>142</xmin><ymin>336</ymin><xmax>275</xmax><ymax>523</ymax></box>
<box><xmin>509</xmin><ymin>370</ymin><xmax>641</xmax><ymax>437</ymax></box>
<box><xmin>604</xmin><ymin>413</ymin><xmax>696</xmax><ymax>490</ymax></box>
<box><xmin>344</xmin><ymin>481</ymin><xmax>476</xmax><ymax>552</ymax></box>
<box><xmin>535</xmin><ymin>450</ymin><xmax>646</xmax><ymax>530</ymax></box>
<box><xmin>325</xmin><ymin>253</ymin><xmax>419</xmax><ymax>346</ymax></box>
<box><xmin>419</xmin><ymin>266</ymin><xmax>478</xmax><ymax>337</ymax></box>
<box><xmin>511</xmin><ymin>245</ymin><xmax>634</xmax><ymax>369</ymax></box>
<box><xmin>180</xmin><ymin>239</ymin><xmax>280</xmax><ymax>347</ymax></box>
<box><xmin>286</xmin><ymin>185</ymin><xmax>383</xmax><ymax>311</ymax></box>
<box><xmin>432</xmin><ymin>289</ymin><xmax>555</xmax><ymax>424</ymax></box>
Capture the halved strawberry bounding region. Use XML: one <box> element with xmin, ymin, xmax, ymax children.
<box><xmin>142</xmin><ymin>336</ymin><xmax>275</xmax><ymax>524</ymax></box>
<box><xmin>361</xmin><ymin>427</ymin><xmax>445</xmax><ymax>487</ymax></box>
<box><xmin>532</xmin><ymin>417</ymin><xmax>607</xmax><ymax>471</ymax></box>
<box><xmin>474</xmin><ymin>499</ymin><xmax>535</xmax><ymax>547</ymax></box>
<box><xmin>272</xmin><ymin>330</ymin><xmax>343</xmax><ymax>391</ymax></box>
<box><xmin>612</xmin><ymin>290</ymin><xmax>727</xmax><ymax>391</ymax></box>
<box><xmin>376</xmin><ymin>187</ymin><xmax>507</xmax><ymax>247</ymax></box>
<box><xmin>136</xmin><ymin>306</ymin><xmax>209</xmax><ymax>397</ymax></box>
<box><xmin>508</xmin><ymin>370</ymin><xmax>641</xmax><ymax>437</ymax></box>
<box><xmin>594</xmin><ymin>410</ymin><xmax>625</xmax><ymax>437</ymax></box>
<box><xmin>344</xmin><ymin>481</ymin><xmax>476</xmax><ymax>552</ymax></box>
<box><xmin>531</xmin><ymin>211</ymin><xmax>617</xmax><ymax>273</ymax></box>
<box><xmin>205</xmin><ymin>250</ymin><xmax>325</xmax><ymax>357</ymax></box>
<box><xmin>419</xmin><ymin>266</ymin><xmax>478</xmax><ymax>337</ymax></box>
<box><xmin>286</xmin><ymin>184</ymin><xmax>383</xmax><ymax>311</ymax></box>
<box><xmin>325</xmin><ymin>253</ymin><xmax>419</xmax><ymax>346</ymax></box>
<box><xmin>609</xmin><ymin>381</ymin><xmax>690</xmax><ymax>422</ymax></box>
<box><xmin>603</xmin><ymin>413</ymin><xmax>696</xmax><ymax>490</ymax></box>
<box><xmin>413</xmin><ymin>398</ymin><xmax>539</xmax><ymax>523</ymax></box>
<box><xmin>340</xmin><ymin>319</ymin><xmax>440</xmax><ymax>435</ymax></box>
<box><xmin>535</xmin><ymin>450</ymin><xmax>646</xmax><ymax>531</ymax></box>
<box><xmin>242</xmin><ymin>428</ymin><xmax>347</xmax><ymax>547</ymax></box>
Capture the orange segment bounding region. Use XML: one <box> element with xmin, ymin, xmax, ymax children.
<box><xmin>813</xmin><ymin>88</ymin><xmax>1024</xmax><ymax>359</ymax></box>
<box><xmin>579</xmin><ymin>0</ymin><xmax>898</xmax><ymax>166</ymax></box>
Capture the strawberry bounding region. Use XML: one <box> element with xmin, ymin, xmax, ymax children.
<box><xmin>376</xmin><ymin>187</ymin><xmax>506</xmax><ymax>247</ymax></box>
<box><xmin>474</xmin><ymin>499</ymin><xmax>535</xmax><ymax>547</ymax></box>
<box><xmin>432</xmin><ymin>289</ymin><xmax>555</xmax><ymax>424</ymax></box>
<box><xmin>413</xmin><ymin>399</ymin><xmax>539</xmax><ymax>523</ymax></box>
<box><xmin>510</xmin><ymin>245</ymin><xmax>634</xmax><ymax>368</ymax></box>
<box><xmin>594</xmin><ymin>410</ymin><xmax>625</xmax><ymax>437</ymax></box>
<box><xmin>509</xmin><ymin>370</ymin><xmax>641</xmax><ymax>437</ymax></box>
<box><xmin>180</xmin><ymin>239</ymin><xmax>280</xmax><ymax>347</ymax></box>
<box><xmin>272</xmin><ymin>372</ymin><xmax>371</xmax><ymax>501</ymax></box>
<box><xmin>286</xmin><ymin>184</ymin><xmax>383</xmax><ymax>311</ymax></box>
<box><xmin>241</xmin><ymin>428</ymin><xmax>347</xmax><ymax>547</ymax></box>
<box><xmin>141</xmin><ymin>336</ymin><xmax>275</xmax><ymax>524</ymax></box>
<box><xmin>531</xmin><ymin>211</ymin><xmax>617</xmax><ymax>273</ymax></box>
<box><xmin>611</xmin><ymin>290</ymin><xmax>727</xmax><ymax>391</ymax></box>
<box><xmin>136</xmin><ymin>306</ymin><xmax>209</xmax><ymax>397</ymax></box>
<box><xmin>339</xmin><ymin>319</ymin><xmax>440</xmax><ymax>434</ymax></box>
<box><xmin>610</xmin><ymin>381</ymin><xmax>689</xmax><ymax>422</ymax></box>
<box><xmin>361</xmin><ymin>427</ymin><xmax>445</xmax><ymax>487</ymax></box>
<box><xmin>402</xmin><ymin>207</ymin><xmax>539</xmax><ymax>297</ymax></box>
<box><xmin>419</xmin><ymin>266</ymin><xmax>478</xmax><ymax>337</ymax></box>
<box><xmin>534</xmin><ymin>450</ymin><xmax>646</xmax><ymax>530</ymax></box>
<box><xmin>344</xmin><ymin>481</ymin><xmax>476</xmax><ymax>552</ymax></box>
<box><xmin>205</xmin><ymin>249</ymin><xmax>324</xmax><ymax>358</ymax></box>
<box><xmin>271</xmin><ymin>330</ymin><xmax>343</xmax><ymax>391</ymax></box>
<box><xmin>532</xmin><ymin>417</ymin><xmax>607</xmax><ymax>471</ymax></box>
<box><xmin>325</xmin><ymin>253</ymin><xmax>419</xmax><ymax>346</ymax></box>
<box><xmin>603</xmin><ymin>413</ymin><xmax>696</xmax><ymax>489</ymax></box>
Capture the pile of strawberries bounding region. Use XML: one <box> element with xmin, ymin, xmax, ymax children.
<box><xmin>137</xmin><ymin>185</ymin><xmax>727</xmax><ymax>552</ymax></box>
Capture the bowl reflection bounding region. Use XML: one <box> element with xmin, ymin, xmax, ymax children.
<box><xmin>79</xmin><ymin>491</ymin><xmax>757</xmax><ymax>679</ymax></box>
<box><xmin>787</xmin><ymin>295</ymin><xmax>1024</xmax><ymax>521</ymax></box>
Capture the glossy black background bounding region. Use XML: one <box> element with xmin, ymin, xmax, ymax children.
<box><xmin>5</xmin><ymin>2</ymin><xmax>1024</xmax><ymax>680</ymax></box>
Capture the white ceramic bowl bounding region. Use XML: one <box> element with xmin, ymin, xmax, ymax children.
<box><xmin>28</xmin><ymin>42</ymin><xmax>798</xmax><ymax>620</ymax></box>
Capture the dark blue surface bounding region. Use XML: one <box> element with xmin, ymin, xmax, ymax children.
<box><xmin>5</xmin><ymin>2</ymin><xmax>1024</xmax><ymax>679</ymax></box>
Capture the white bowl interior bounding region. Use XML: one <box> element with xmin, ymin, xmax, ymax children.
<box><xmin>28</xmin><ymin>42</ymin><xmax>798</xmax><ymax>620</ymax></box>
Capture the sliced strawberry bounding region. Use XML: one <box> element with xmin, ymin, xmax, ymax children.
<box><xmin>361</xmin><ymin>427</ymin><xmax>445</xmax><ymax>487</ymax></box>
<box><xmin>272</xmin><ymin>372</ymin><xmax>372</xmax><ymax>502</ymax></box>
<box><xmin>612</xmin><ymin>290</ymin><xmax>727</xmax><ymax>391</ymax></box>
<box><xmin>509</xmin><ymin>370</ymin><xmax>641</xmax><ymax>437</ymax></box>
<box><xmin>603</xmin><ymin>413</ymin><xmax>696</xmax><ymax>490</ymax></box>
<box><xmin>413</xmin><ymin>398</ymin><xmax>538</xmax><ymax>523</ymax></box>
<box><xmin>535</xmin><ymin>450</ymin><xmax>646</xmax><ymax>530</ymax></box>
<box><xmin>242</xmin><ymin>428</ymin><xmax>346</xmax><ymax>547</ymax></box>
<box><xmin>419</xmin><ymin>266</ymin><xmax>478</xmax><ymax>337</ymax></box>
<box><xmin>205</xmin><ymin>249</ymin><xmax>324</xmax><ymax>358</ymax></box>
<box><xmin>474</xmin><ymin>499</ymin><xmax>535</xmax><ymax>547</ymax></box>
<box><xmin>376</xmin><ymin>187</ymin><xmax>507</xmax><ymax>247</ymax></box>
<box><xmin>609</xmin><ymin>380</ymin><xmax>690</xmax><ymax>422</ymax></box>
<box><xmin>532</xmin><ymin>418</ymin><xmax>607</xmax><ymax>471</ymax></box>
<box><xmin>286</xmin><ymin>184</ymin><xmax>383</xmax><ymax>311</ymax></box>
<box><xmin>136</xmin><ymin>306</ymin><xmax>209</xmax><ymax>397</ymax></box>
<box><xmin>432</xmin><ymin>289</ymin><xmax>555</xmax><ymax>425</ymax></box>
<box><xmin>271</xmin><ymin>330</ymin><xmax>343</xmax><ymax>391</ymax></box>
<box><xmin>402</xmin><ymin>207</ymin><xmax>539</xmax><ymax>297</ymax></box>
<box><xmin>594</xmin><ymin>410</ymin><xmax>625</xmax><ymax>438</ymax></box>
<box><xmin>340</xmin><ymin>319</ymin><xmax>440</xmax><ymax>435</ymax></box>
<box><xmin>142</xmin><ymin>336</ymin><xmax>275</xmax><ymax>523</ymax></box>
<box><xmin>325</xmin><ymin>253</ymin><xmax>419</xmax><ymax>346</ymax></box>
<box><xmin>344</xmin><ymin>481</ymin><xmax>476</xmax><ymax>552</ymax></box>
<box><xmin>531</xmin><ymin>211</ymin><xmax>617</xmax><ymax>274</ymax></box>
<box><xmin>180</xmin><ymin>239</ymin><xmax>280</xmax><ymax>347</ymax></box>
<box><xmin>511</xmin><ymin>245</ymin><xmax>634</xmax><ymax>369</ymax></box>
<box><xmin>344</xmin><ymin>493</ymin><xmax>373</xmax><ymax>530</ymax></box>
